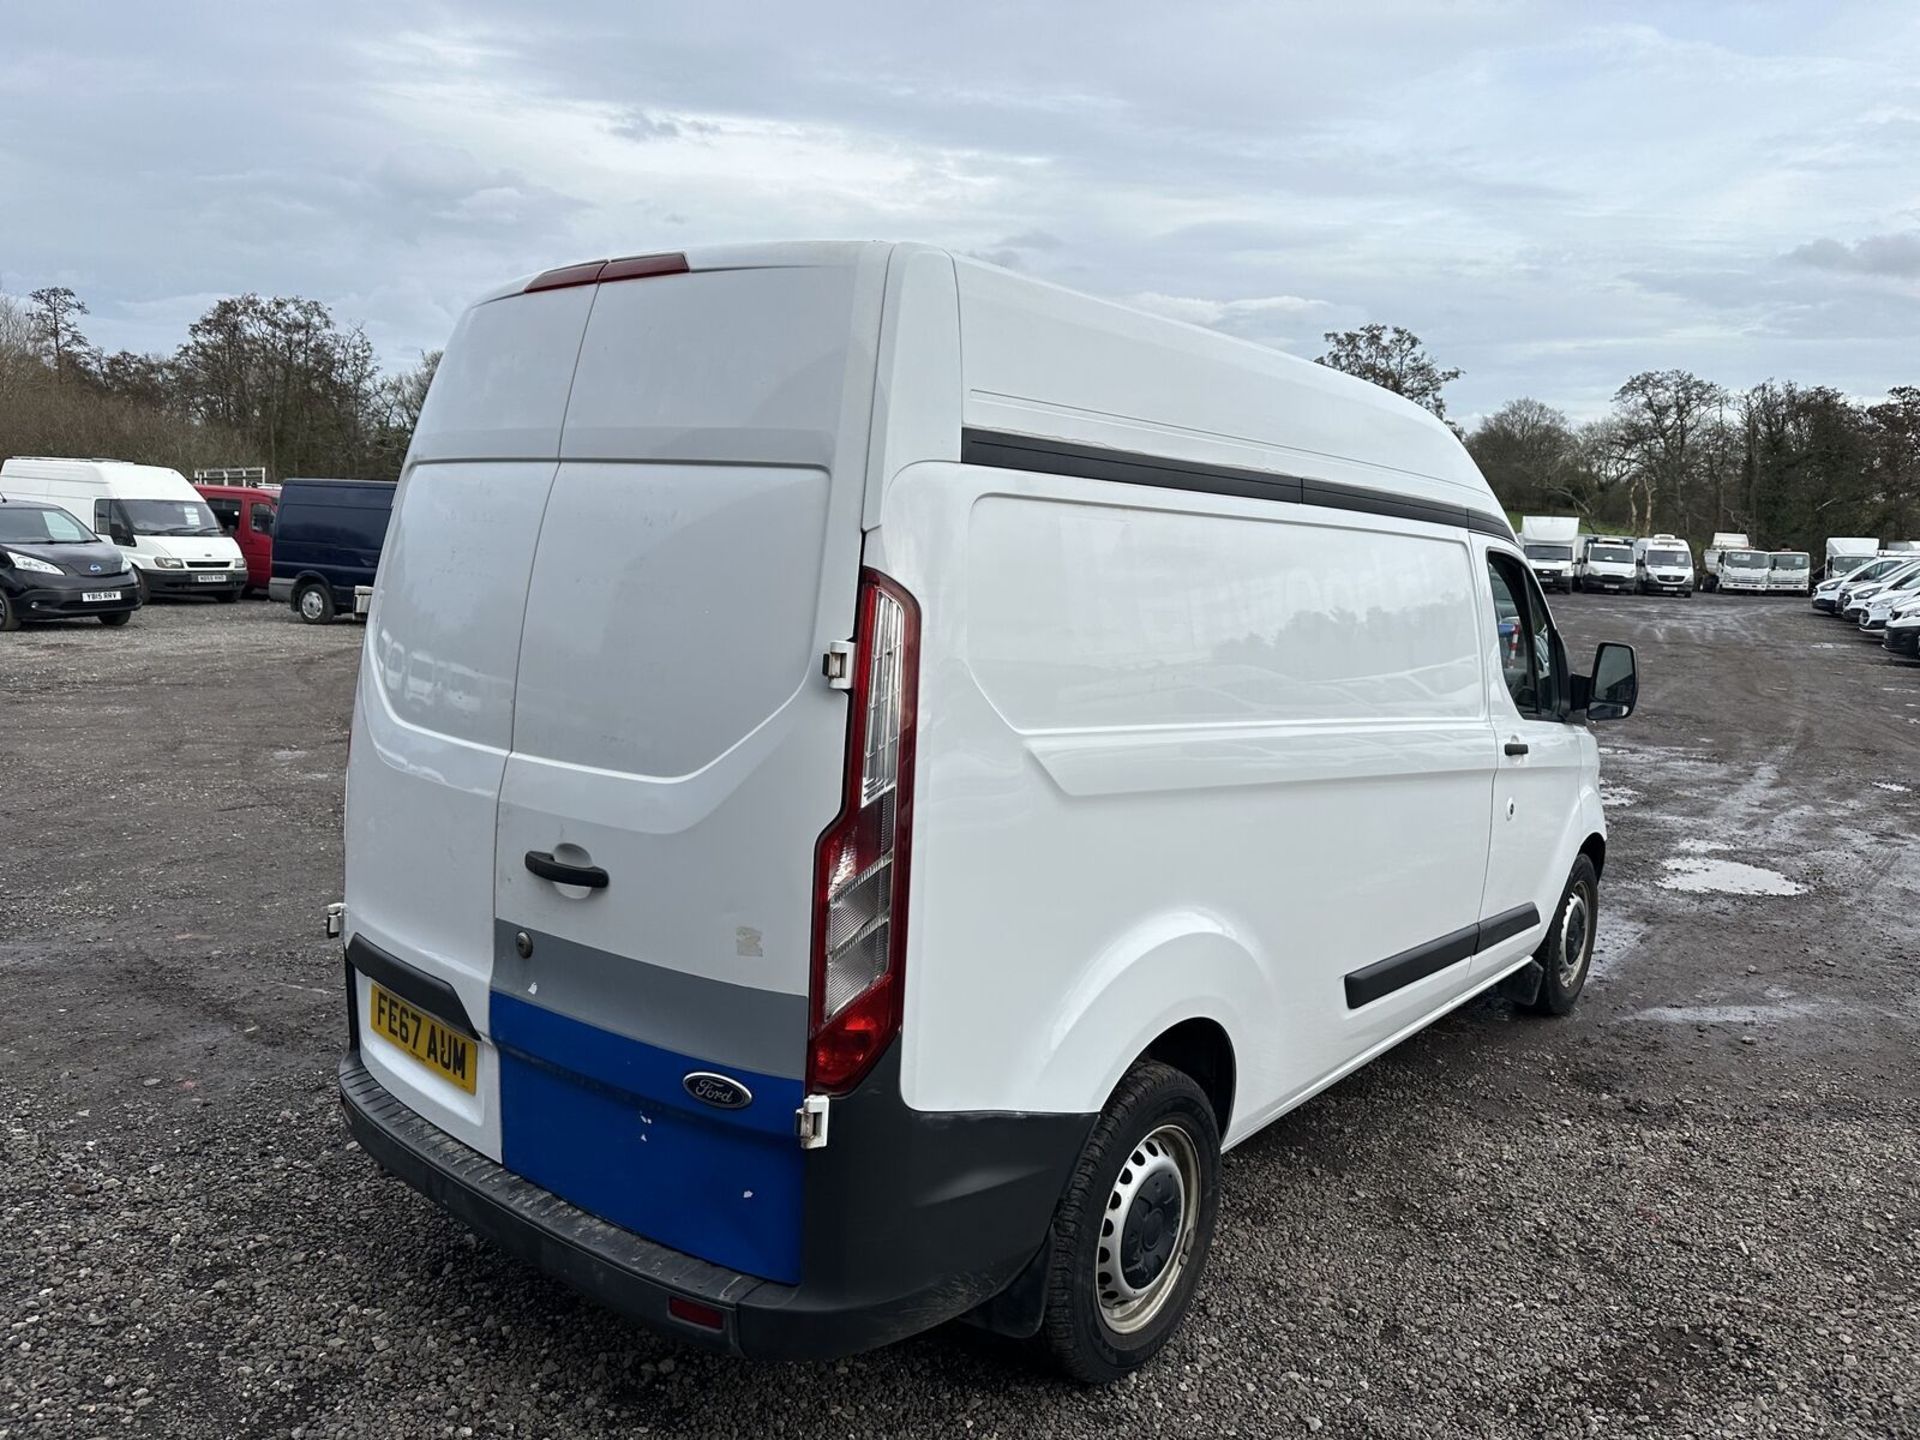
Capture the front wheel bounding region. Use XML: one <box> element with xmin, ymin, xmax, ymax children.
<box><xmin>0</xmin><ymin>590</ymin><xmax>19</xmax><ymax>632</ymax></box>
<box><xmin>98</xmin><ymin>610</ymin><xmax>133</xmax><ymax>628</ymax></box>
<box><xmin>1040</xmin><ymin>1061</ymin><xmax>1220</xmax><ymax>1383</ymax></box>
<box><xmin>215</xmin><ymin>587</ymin><xmax>241</xmax><ymax>604</ymax></box>
<box><xmin>134</xmin><ymin>570</ymin><xmax>151</xmax><ymax>605</ymax></box>
<box><xmin>1526</xmin><ymin>855</ymin><xmax>1598</xmax><ymax>1017</ymax></box>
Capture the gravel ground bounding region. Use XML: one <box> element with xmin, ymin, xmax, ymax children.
<box><xmin>2</xmin><ymin>592</ymin><xmax>1917</xmax><ymax>1439</ymax></box>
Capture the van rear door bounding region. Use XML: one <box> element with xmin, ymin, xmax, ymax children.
<box><xmin>488</xmin><ymin>255</ymin><xmax>884</xmax><ymax>1284</ymax></box>
<box><xmin>345</xmin><ymin>282</ymin><xmax>600</xmax><ymax>1162</ymax></box>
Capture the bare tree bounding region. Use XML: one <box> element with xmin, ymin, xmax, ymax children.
<box><xmin>1316</xmin><ymin>323</ymin><xmax>1462</xmax><ymax>420</ymax></box>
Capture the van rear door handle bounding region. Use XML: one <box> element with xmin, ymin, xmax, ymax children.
<box><xmin>1504</xmin><ymin>740</ymin><xmax>1530</xmax><ymax>757</ymax></box>
<box><xmin>524</xmin><ymin>851</ymin><xmax>610</xmax><ymax>889</ymax></box>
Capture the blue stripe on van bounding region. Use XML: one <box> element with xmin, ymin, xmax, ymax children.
<box><xmin>492</xmin><ymin>991</ymin><xmax>805</xmax><ymax>1285</ymax></box>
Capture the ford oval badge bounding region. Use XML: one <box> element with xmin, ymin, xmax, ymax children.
<box><xmin>683</xmin><ymin>1071</ymin><xmax>752</xmax><ymax>1110</ymax></box>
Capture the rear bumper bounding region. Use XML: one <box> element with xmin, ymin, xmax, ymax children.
<box><xmin>339</xmin><ymin>1030</ymin><xmax>1091</xmax><ymax>1361</ymax></box>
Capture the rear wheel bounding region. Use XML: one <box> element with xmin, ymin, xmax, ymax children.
<box><xmin>0</xmin><ymin>590</ymin><xmax>19</xmax><ymax>632</ymax></box>
<box><xmin>1039</xmin><ymin>1061</ymin><xmax>1220</xmax><ymax>1383</ymax></box>
<box><xmin>1526</xmin><ymin>855</ymin><xmax>1598</xmax><ymax>1017</ymax></box>
<box><xmin>98</xmin><ymin>610</ymin><xmax>132</xmax><ymax>628</ymax></box>
<box><xmin>296</xmin><ymin>582</ymin><xmax>335</xmax><ymax>624</ymax></box>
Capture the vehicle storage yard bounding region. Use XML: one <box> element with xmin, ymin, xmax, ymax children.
<box><xmin>3</xmin><ymin>595</ymin><xmax>1917</xmax><ymax>1438</ymax></box>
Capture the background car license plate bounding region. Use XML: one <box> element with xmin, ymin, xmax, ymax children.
<box><xmin>195</xmin><ymin>572</ymin><xmax>225</xmax><ymax>583</ymax></box>
<box><xmin>81</xmin><ymin>590</ymin><xmax>121</xmax><ymax>602</ymax></box>
<box><xmin>368</xmin><ymin>982</ymin><xmax>476</xmax><ymax>1093</ymax></box>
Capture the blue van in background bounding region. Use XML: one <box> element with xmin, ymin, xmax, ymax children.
<box><xmin>268</xmin><ymin>479</ymin><xmax>396</xmax><ymax>623</ymax></box>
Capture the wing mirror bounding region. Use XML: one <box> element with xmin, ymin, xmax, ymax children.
<box><xmin>1571</xmin><ymin>642</ymin><xmax>1639</xmax><ymax>721</ymax></box>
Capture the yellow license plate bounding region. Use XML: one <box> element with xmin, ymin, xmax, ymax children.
<box><xmin>368</xmin><ymin>982</ymin><xmax>477</xmax><ymax>1094</ymax></box>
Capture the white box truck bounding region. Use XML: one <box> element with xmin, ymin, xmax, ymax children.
<box><xmin>1824</xmin><ymin>537</ymin><xmax>1879</xmax><ymax>581</ymax></box>
<box><xmin>1519</xmin><ymin>516</ymin><xmax>1580</xmax><ymax>592</ymax></box>
<box><xmin>0</xmin><ymin>457</ymin><xmax>248</xmax><ymax>603</ymax></box>
<box><xmin>332</xmin><ymin>242</ymin><xmax>1639</xmax><ymax>1380</ymax></box>
<box><xmin>1702</xmin><ymin>531</ymin><xmax>1750</xmax><ymax>591</ymax></box>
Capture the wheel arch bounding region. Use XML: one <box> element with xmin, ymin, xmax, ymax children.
<box><xmin>1579</xmin><ymin>831</ymin><xmax>1607</xmax><ymax>879</ymax></box>
<box><xmin>1139</xmin><ymin>1017</ymin><xmax>1236</xmax><ymax>1140</ymax></box>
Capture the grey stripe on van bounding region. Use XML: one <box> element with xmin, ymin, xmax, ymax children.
<box><xmin>491</xmin><ymin>921</ymin><xmax>807</xmax><ymax>1081</ymax></box>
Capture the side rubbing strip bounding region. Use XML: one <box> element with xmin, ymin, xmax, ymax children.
<box><xmin>1343</xmin><ymin>923</ymin><xmax>1479</xmax><ymax>1009</ymax></box>
<box><xmin>1342</xmin><ymin>903</ymin><xmax>1545</xmax><ymax>1009</ymax></box>
<box><xmin>960</xmin><ymin>428</ymin><xmax>1515</xmax><ymax>539</ymax></box>
<box><xmin>1477</xmin><ymin>903</ymin><xmax>1541</xmax><ymax>950</ymax></box>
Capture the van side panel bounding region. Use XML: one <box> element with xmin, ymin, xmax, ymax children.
<box><xmin>878</xmin><ymin>465</ymin><xmax>1496</xmax><ymax>1137</ymax></box>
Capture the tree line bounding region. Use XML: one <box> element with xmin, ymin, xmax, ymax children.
<box><xmin>1317</xmin><ymin>324</ymin><xmax>1920</xmax><ymax>552</ymax></box>
<box><xmin>4</xmin><ymin>288</ymin><xmax>1912</xmax><ymax>554</ymax></box>
<box><xmin>0</xmin><ymin>286</ymin><xmax>438</xmax><ymax>484</ymax></box>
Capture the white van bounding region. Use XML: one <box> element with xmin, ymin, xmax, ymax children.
<box><xmin>1715</xmin><ymin>548</ymin><xmax>1773</xmax><ymax>594</ymax></box>
<box><xmin>334</xmin><ymin>243</ymin><xmax>1639</xmax><ymax>1380</ymax></box>
<box><xmin>1767</xmin><ymin>551</ymin><xmax>1811</xmax><ymax>595</ymax></box>
<box><xmin>1634</xmin><ymin>535</ymin><xmax>1695</xmax><ymax>596</ymax></box>
<box><xmin>1579</xmin><ymin>534</ymin><xmax>1637</xmax><ymax>593</ymax></box>
<box><xmin>0</xmin><ymin>457</ymin><xmax>247</xmax><ymax>602</ymax></box>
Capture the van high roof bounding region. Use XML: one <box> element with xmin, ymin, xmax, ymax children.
<box><xmin>457</xmin><ymin>241</ymin><xmax>1501</xmax><ymax>528</ymax></box>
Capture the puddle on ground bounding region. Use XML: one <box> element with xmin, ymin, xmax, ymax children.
<box><xmin>1601</xmin><ymin>784</ymin><xmax>1639</xmax><ymax>808</ymax></box>
<box><xmin>1676</xmin><ymin>838</ymin><xmax>1733</xmax><ymax>854</ymax></box>
<box><xmin>1626</xmin><ymin>999</ymin><xmax>1828</xmax><ymax>1026</ymax></box>
<box><xmin>1659</xmin><ymin>856</ymin><xmax>1807</xmax><ymax>896</ymax></box>
<box><xmin>1873</xmin><ymin>781</ymin><xmax>1911</xmax><ymax>793</ymax></box>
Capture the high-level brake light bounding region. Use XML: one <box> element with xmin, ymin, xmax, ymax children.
<box><xmin>523</xmin><ymin>252</ymin><xmax>690</xmax><ymax>293</ymax></box>
<box><xmin>808</xmin><ymin>570</ymin><xmax>920</xmax><ymax>1096</ymax></box>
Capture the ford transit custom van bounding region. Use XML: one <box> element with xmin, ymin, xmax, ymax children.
<box><xmin>335</xmin><ymin>243</ymin><xmax>1640</xmax><ymax>1381</ymax></box>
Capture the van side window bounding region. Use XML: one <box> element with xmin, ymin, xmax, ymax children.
<box><xmin>1486</xmin><ymin>553</ymin><xmax>1566</xmax><ymax>719</ymax></box>
<box><xmin>207</xmin><ymin>499</ymin><xmax>241</xmax><ymax>532</ymax></box>
<box><xmin>251</xmin><ymin>503</ymin><xmax>276</xmax><ymax>535</ymax></box>
<box><xmin>1485</xmin><ymin>555</ymin><xmax>1537</xmax><ymax>712</ymax></box>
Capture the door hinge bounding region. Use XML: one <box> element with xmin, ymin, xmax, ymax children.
<box><xmin>822</xmin><ymin>640</ymin><xmax>857</xmax><ymax>691</ymax></box>
<box><xmin>796</xmin><ymin>1093</ymin><xmax>831</xmax><ymax>1149</ymax></box>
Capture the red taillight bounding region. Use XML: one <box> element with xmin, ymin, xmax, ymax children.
<box><xmin>667</xmin><ymin>1296</ymin><xmax>725</xmax><ymax>1331</ymax></box>
<box><xmin>523</xmin><ymin>252</ymin><xmax>690</xmax><ymax>293</ymax></box>
<box><xmin>808</xmin><ymin>569</ymin><xmax>920</xmax><ymax>1096</ymax></box>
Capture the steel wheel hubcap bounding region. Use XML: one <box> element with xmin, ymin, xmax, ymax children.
<box><xmin>300</xmin><ymin>590</ymin><xmax>324</xmax><ymax>619</ymax></box>
<box><xmin>1096</xmin><ymin>1124</ymin><xmax>1201</xmax><ymax>1334</ymax></box>
<box><xmin>1558</xmin><ymin>886</ymin><xmax>1592</xmax><ymax>988</ymax></box>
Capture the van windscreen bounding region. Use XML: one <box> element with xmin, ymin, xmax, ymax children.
<box><xmin>118</xmin><ymin>498</ymin><xmax>222</xmax><ymax>536</ymax></box>
<box><xmin>1587</xmin><ymin>546</ymin><xmax>1631</xmax><ymax>563</ymax></box>
<box><xmin>1523</xmin><ymin>543</ymin><xmax>1573</xmax><ymax>561</ymax></box>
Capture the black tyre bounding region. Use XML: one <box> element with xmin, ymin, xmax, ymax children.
<box><xmin>0</xmin><ymin>590</ymin><xmax>19</xmax><ymax>632</ymax></box>
<box><xmin>98</xmin><ymin>610</ymin><xmax>133</xmax><ymax>627</ymax></box>
<box><xmin>134</xmin><ymin>570</ymin><xmax>151</xmax><ymax>605</ymax></box>
<box><xmin>1040</xmin><ymin>1061</ymin><xmax>1220</xmax><ymax>1383</ymax></box>
<box><xmin>1525</xmin><ymin>855</ymin><xmax>1598</xmax><ymax>1017</ymax></box>
<box><xmin>215</xmin><ymin>587</ymin><xmax>240</xmax><ymax>604</ymax></box>
<box><xmin>295</xmin><ymin>582</ymin><xmax>336</xmax><ymax>624</ymax></box>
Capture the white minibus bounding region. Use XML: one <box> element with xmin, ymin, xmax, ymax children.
<box><xmin>334</xmin><ymin>243</ymin><xmax>1638</xmax><ymax>1380</ymax></box>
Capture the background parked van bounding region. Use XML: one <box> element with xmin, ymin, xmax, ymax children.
<box><xmin>194</xmin><ymin>481</ymin><xmax>280</xmax><ymax>593</ymax></box>
<box><xmin>268</xmin><ymin>478</ymin><xmax>395</xmax><ymax>622</ymax></box>
<box><xmin>1518</xmin><ymin>515</ymin><xmax>1579</xmax><ymax>591</ymax></box>
<box><xmin>1715</xmin><ymin>548</ymin><xmax>1772</xmax><ymax>594</ymax></box>
<box><xmin>0</xmin><ymin>457</ymin><xmax>247</xmax><ymax>602</ymax></box>
<box><xmin>334</xmin><ymin>242</ymin><xmax>1636</xmax><ymax>1382</ymax></box>
<box><xmin>1635</xmin><ymin>535</ymin><xmax>1694</xmax><ymax>596</ymax></box>
<box><xmin>1578</xmin><ymin>535</ymin><xmax>1636</xmax><ymax>593</ymax></box>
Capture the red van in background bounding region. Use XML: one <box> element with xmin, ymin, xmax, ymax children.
<box><xmin>193</xmin><ymin>483</ymin><xmax>281</xmax><ymax>594</ymax></box>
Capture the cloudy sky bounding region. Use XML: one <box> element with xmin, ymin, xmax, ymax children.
<box><xmin>3</xmin><ymin>2</ymin><xmax>1916</xmax><ymax>422</ymax></box>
